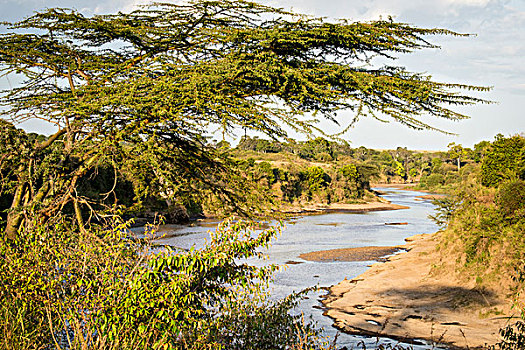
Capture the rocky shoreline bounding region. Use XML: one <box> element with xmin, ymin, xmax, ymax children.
<box><xmin>321</xmin><ymin>233</ymin><xmax>513</xmax><ymax>349</ymax></box>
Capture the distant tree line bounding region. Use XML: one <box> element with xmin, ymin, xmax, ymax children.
<box><xmin>234</xmin><ymin>135</ymin><xmax>507</xmax><ymax>188</ymax></box>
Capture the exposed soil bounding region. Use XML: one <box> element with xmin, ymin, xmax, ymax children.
<box><xmin>415</xmin><ymin>194</ymin><xmax>447</xmax><ymax>201</ymax></box>
<box><xmin>280</xmin><ymin>201</ymin><xmax>410</xmax><ymax>215</ymax></box>
<box><xmin>371</xmin><ymin>183</ymin><xmax>420</xmax><ymax>189</ymax></box>
<box><xmin>322</xmin><ymin>233</ymin><xmax>514</xmax><ymax>349</ymax></box>
<box><xmin>299</xmin><ymin>246</ymin><xmax>404</xmax><ymax>262</ymax></box>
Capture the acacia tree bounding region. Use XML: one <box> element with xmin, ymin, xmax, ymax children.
<box><xmin>447</xmin><ymin>142</ymin><xmax>467</xmax><ymax>171</ymax></box>
<box><xmin>0</xmin><ymin>0</ymin><xmax>490</xmax><ymax>240</ymax></box>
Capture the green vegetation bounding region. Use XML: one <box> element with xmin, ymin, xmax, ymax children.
<box><xmin>234</xmin><ymin>135</ymin><xmax>494</xmax><ymax>195</ymax></box>
<box><xmin>0</xmin><ymin>0</ymin><xmax>492</xmax><ymax>348</ymax></box>
<box><xmin>432</xmin><ymin>135</ymin><xmax>525</xmax><ymax>281</ymax></box>
<box><xmin>1</xmin><ymin>218</ymin><xmax>328</xmax><ymax>349</ymax></box>
<box><xmin>481</xmin><ymin>135</ymin><xmax>525</xmax><ymax>187</ymax></box>
<box><xmin>0</xmin><ymin>0</ymin><xmax>488</xmax><ymax>238</ymax></box>
<box><xmin>429</xmin><ymin>135</ymin><xmax>525</xmax><ymax>349</ymax></box>
<box><xmin>233</xmin><ymin>150</ymin><xmax>378</xmax><ymax>208</ymax></box>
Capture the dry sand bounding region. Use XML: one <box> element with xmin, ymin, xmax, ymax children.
<box><xmin>322</xmin><ymin>233</ymin><xmax>514</xmax><ymax>349</ymax></box>
<box><xmin>415</xmin><ymin>194</ymin><xmax>447</xmax><ymax>201</ymax></box>
<box><xmin>281</xmin><ymin>201</ymin><xmax>409</xmax><ymax>215</ymax></box>
<box><xmin>299</xmin><ymin>246</ymin><xmax>404</xmax><ymax>262</ymax></box>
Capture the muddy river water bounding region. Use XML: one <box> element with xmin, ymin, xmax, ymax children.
<box><xmin>153</xmin><ymin>187</ymin><xmax>443</xmax><ymax>349</ymax></box>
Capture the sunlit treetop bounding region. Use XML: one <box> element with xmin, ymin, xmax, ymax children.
<box><xmin>0</xmin><ymin>0</ymin><xmax>490</xmax><ymax>142</ymax></box>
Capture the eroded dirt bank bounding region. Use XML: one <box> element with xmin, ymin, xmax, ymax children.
<box><xmin>322</xmin><ymin>233</ymin><xmax>514</xmax><ymax>349</ymax></box>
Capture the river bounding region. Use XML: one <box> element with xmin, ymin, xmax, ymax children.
<box><xmin>153</xmin><ymin>187</ymin><xmax>443</xmax><ymax>349</ymax></box>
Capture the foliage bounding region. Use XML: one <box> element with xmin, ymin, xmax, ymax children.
<box><xmin>447</xmin><ymin>142</ymin><xmax>467</xmax><ymax>170</ymax></box>
<box><xmin>338</xmin><ymin>164</ymin><xmax>359</xmax><ymax>183</ymax></box>
<box><xmin>235</xmin><ymin>154</ymin><xmax>377</xmax><ymax>205</ymax></box>
<box><xmin>392</xmin><ymin>159</ymin><xmax>407</xmax><ymax>179</ymax></box>
<box><xmin>439</xmin><ymin>180</ymin><xmax>524</xmax><ymax>269</ymax></box>
<box><xmin>497</xmin><ymin>321</ymin><xmax>525</xmax><ymax>350</ymax></box>
<box><xmin>435</xmin><ymin>181</ymin><xmax>525</xmax><ymax>350</ymax></box>
<box><xmin>297</xmin><ymin>138</ymin><xmax>334</xmax><ymax>161</ymax></box>
<box><xmin>481</xmin><ymin>135</ymin><xmax>525</xmax><ymax>187</ymax></box>
<box><xmin>473</xmin><ymin>140</ymin><xmax>491</xmax><ymax>163</ymax></box>
<box><xmin>429</xmin><ymin>196</ymin><xmax>461</xmax><ymax>229</ymax></box>
<box><xmin>432</xmin><ymin>136</ymin><xmax>525</xmax><ymax>350</ymax></box>
<box><xmin>0</xmin><ymin>219</ymin><xmax>139</xmax><ymax>349</ymax></box>
<box><xmin>0</xmin><ymin>218</ymin><xmax>326</xmax><ymax>349</ymax></box>
<box><xmin>303</xmin><ymin>166</ymin><xmax>329</xmax><ymax>196</ymax></box>
<box><xmin>0</xmin><ymin>1</ymin><xmax>493</xmax><ymax>348</ymax></box>
<box><xmin>238</xmin><ymin>137</ymin><xmax>282</xmax><ymax>154</ymax></box>
<box><xmin>497</xmin><ymin>179</ymin><xmax>525</xmax><ymax>219</ymax></box>
<box><xmin>336</xmin><ymin>163</ymin><xmax>377</xmax><ymax>198</ymax></box>
<box><xmin>0</xmin><ymin>0</ymin><xmax>490</xmax><ymax>239</ymax></box>
<box><xmin>256</xmin><ymin>161</ymin><xmax>276</xmax><ymax>185</ymax></box>
<box><xmin>424</xmin><ymin>173</ymin><xmax>445</xmax><ymax>188</ymax></box>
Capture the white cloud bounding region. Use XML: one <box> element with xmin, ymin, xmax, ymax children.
<box><xmin>444</xmin><ymin>0</ymin><xmax>491</xmax><ymax>6</ymax></box>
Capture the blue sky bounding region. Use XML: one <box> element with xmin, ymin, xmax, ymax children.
<box><xmin>1</xmin><ymin>0</ymin><xmax>524</xmax><ymax>150</ymax></box>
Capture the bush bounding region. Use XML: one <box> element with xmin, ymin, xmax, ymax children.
<box><xmin>0</xmin><ymin>219</ymin><xmax>324</xmax><ymax>349</ymax></box>
<box><xmin>303</xmin><ymin>166</ymin><xmax>329</xmax><ymax>195</ymax></box>
<box><xmin>481</xmin><ymin>135</ymin><xmax>525</xmax><ymax>187</ymax></box>
<box><xmin>444</xmin><ymin>172</ymin><xmax>459</xmax><ymax>185</ymax></box>
<box><xmin>441</xmin><ymin>163</ymin><xmax>457</xmax><ymax>174</ymax></box>
<box><xmin>497</xmin><ymin>321</ymin><xmax>525</xmax><ymax>350</ymax></box>
<box><xmin>315</xmin><ymin>152</ymin><xmax>333</xmax><ymax>162</ymax></box>
<box><xmin>497</xmin><ymin>179</ymin><xmax>525</xmax><ymax>218</ymax></box>
<box><xmin>426</xmin><ymin>173</ymin><xmax>445</xmax><ymax>188</ymax></box>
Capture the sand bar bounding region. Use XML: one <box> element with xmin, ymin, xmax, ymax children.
<box><xmin>281</xmin><ymin>201</ymin><xmax>409</xmax><ymax>215</ymax></box>
<box><xmin>299</xmin><ymin>246</ymin><xmax>403</xmax><ymax>262</ymax></box>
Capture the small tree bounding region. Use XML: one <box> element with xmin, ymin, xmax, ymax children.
<box><xmin>481</xmin><ymin>135</ymin><xmax>525</xmax><ymax>187</ymax></box>
<box><xmin>447</xmin><ymin>142</ymin><xmax>467</xmax><ymax>171</ymax></box>
<box><xmin>303</xmin><ymin>166</ymin><xmax>329</xmax><ymax>195</ymax></box>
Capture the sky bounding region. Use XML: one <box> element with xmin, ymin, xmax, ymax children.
<box><xmin>1</xmin><ymin>0</ymin><xmax>524</xmax><ymax>150</ymax></box>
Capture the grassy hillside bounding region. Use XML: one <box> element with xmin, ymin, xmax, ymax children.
<box><xmin>429</xmin><ymin>135</ymin><xmax>525</xmax><ymax>348</ymax></box>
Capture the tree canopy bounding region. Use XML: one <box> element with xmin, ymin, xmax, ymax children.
<box><xmin>0</xmin><ymin>0</ymin><xmax>490</xmax><ymax>239</ymax></box>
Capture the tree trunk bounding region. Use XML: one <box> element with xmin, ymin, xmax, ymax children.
<box><xmin>5</xmin><ymin>183</ymin><xmax>27</xmax><ymax>240</ymax></box>
<box><xmin>73</xmin><ymin>199</ymin><xmax>86</xmax><ymax>234</ymax></box>
<box><xmin>5</xmin><ymin>181</ymin><xmax>52</xmax><ymax>240</ymax></box>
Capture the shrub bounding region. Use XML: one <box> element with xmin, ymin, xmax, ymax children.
<box><xmin>0</xmin><ymin>219</ymin><xmax>324</xmax><ymax>349</ymax></box>
<box><xmin>338</xmin><ymin>164</ymin><xmax>359</xmax><ymax>183</ymax></box>
<box><xmin>497</xmin><ymin>321</ymin><xmax>525</xmax><ymax>350</ymax></box>
<box><xmin>426</xmin><ymin>173</ymin><xmax>445</xmax><ymax>188</ymax></box>
<box><xmin>481</xmin><ymin>135</ymin><xmax>525</xmax><ymax>187</ymax></box>
<box><xmin>303</xmin><ymin>166</ymin><xmax>329</xmax><ymax>194</ymax></box>
<box><xmin>315</xmin><ymin>152</ymin><xmax>333</xmax><ymax>162</ymax></box>
<box><xmin>497</xmin><ymin>179</ymin><xmax>525</xmax><ymax>218</ymax></box>
<box><xmin>445</xmin><ymin>172</ymin><xmax>460</xmax><ymax>185</ymax></box>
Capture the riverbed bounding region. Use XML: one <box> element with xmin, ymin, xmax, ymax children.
<box><xmin>153</xmin><ymin>187</ymin><xmax>442</xmax><ymax>349</ymax></box>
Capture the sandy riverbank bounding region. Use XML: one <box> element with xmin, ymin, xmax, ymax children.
<box><xmin>372</xmin><ymin>183</ymin><xmax>436</xmax><ymax>193</ymax></box>
<box><xmin>280</xmin><ymin>201</ymin><xmax>409</xmax><ymax>215</ymax></box>
<box><xmin>372</xmin><ymin>183</ymin><xmax>447</xmax><ymax>201</ymax></box>
<box><xmin>322</xmin><ymin>233</ymin><xmax>514</xmax><ymax>349</ymax></box>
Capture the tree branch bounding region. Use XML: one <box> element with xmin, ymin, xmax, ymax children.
<box><xmin>35</xmin><ymin>128</ymin><xmax>66</xmax><ymax>152</ymax></box>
